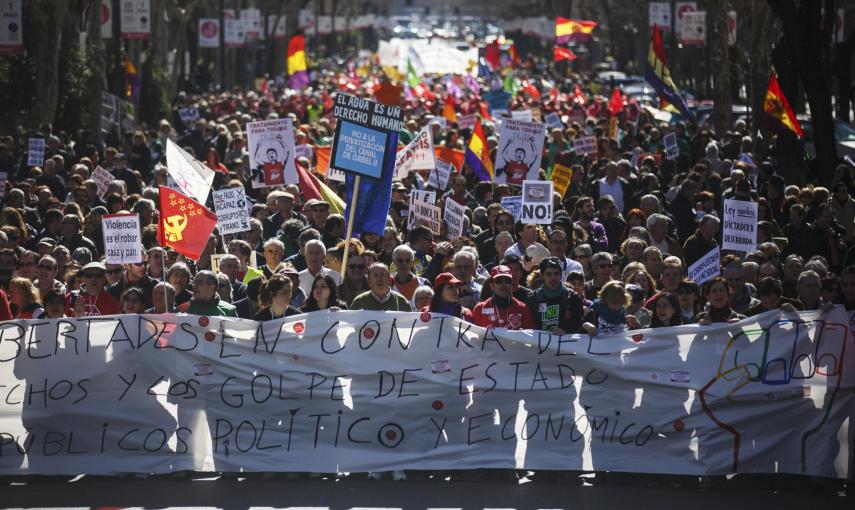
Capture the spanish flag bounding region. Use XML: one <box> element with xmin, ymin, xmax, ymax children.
<box><xmin>555</xmin><ymin>17</ymin><xmax>597</xmax><ymax>44</ymax></box>
<box><xmin>764</xmin><ymin>72</ymin><xmax>803</xmax><ymax>138</ymax></box>
<box><xmin>295</xmin><ymin>162</ymin><xmax>345</xmax><ymax>215</ymax></box>
<box><xmin>287</xmin><ymin>34</ymin><xmax>309</xmax><ymax>90</ymax></box>
<box><xmin>464</xmin><ymin>121</ymin><xmax>493</xmax><ymax>182</ymax></box>
<box><xmin>157</xmin><ymin>186</ymin><xmax>218</xmax><ymax>261</ymax></box>
<box><xmin>644</xmin><ymin>26</ymin><xmax>693</xmax><ymax>120</ymax></box>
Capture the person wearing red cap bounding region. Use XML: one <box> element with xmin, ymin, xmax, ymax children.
<box><xmin>422</xmin><ymin>272</ymin><xmax>473</xmax><ymax>322</ymax></box>
<box><xmin>471</xmin><ymin>265</ymin><xmax>534</xmax><ymax>330</ymax></box>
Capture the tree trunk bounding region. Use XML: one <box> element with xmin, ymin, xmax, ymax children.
<box><xmin>746</xmin><ymin>1</ymin><xmax>772</xmax><ymax>135</ymax></box>
<box><xmin>86</xmin><ymin>0</ymin><xmax>104</xmax><ymax>137</ymax></box>
<box><xmin>708</xmin><ymin>0</ymin><xmax>731</xmax><ymax>136</ymax></box>
<box><xmin>833</xmin><ymin>33</ymin><xmax>855</xmax><ymax>122</ymax></box>
<box><xmin>28</xmin><ymin>0</ymin><xmax>69</xmax><ymax>127</ymax></box>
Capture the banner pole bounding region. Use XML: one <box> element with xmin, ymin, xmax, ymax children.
<box><xmin>162</xmin><ymin>249</ymin><xmax>170</xmax><ymax>313</ymax></box>
<box><xmin>340</xmin><ymin>174</ymin><xmax>361</xmax><ymax>281</ymax></box>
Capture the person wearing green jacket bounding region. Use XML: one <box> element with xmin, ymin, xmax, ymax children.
<box><xmin>351</xmin><ymin>263</ymin><xmax>412</xmax><ymax>312</ymax></box>
<box><xmin>177</xmin><ymin>270</ymin><xmax>237</xmax><ymax>317</ymax></box>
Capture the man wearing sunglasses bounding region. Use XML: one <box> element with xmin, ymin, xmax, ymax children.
<box><xmin>67</xmin><ymin>262</ymin><xmax>120</xmax><ymax>317</ymax></box>
<box><xmin>108</xmin><ymin>253</ymin><xmax>157</xmax><ymax>309</ymax></box>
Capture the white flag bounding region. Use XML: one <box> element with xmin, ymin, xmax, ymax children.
<box><xmin>165</xmin><ymin>139</ymin><xmax>216</xmax><ymax>205</ymax></box>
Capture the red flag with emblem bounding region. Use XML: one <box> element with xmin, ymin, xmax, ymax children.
<box><xmin>609</xmin><ymin>87</ymin><xmax>623</xmax><ymax>115</ymax></box>
<box><xmin>157</xmin><ymin>186</ymin><xmax>218</xmax><ymax>261</ymax></box>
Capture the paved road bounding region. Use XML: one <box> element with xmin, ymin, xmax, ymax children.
<box><xmin>1</xmin><ymin>473</ymin><xmax>851</xmax><ymax>509</ymax></box>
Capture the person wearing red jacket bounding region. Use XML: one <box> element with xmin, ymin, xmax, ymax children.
<box><xmin>471</xmin><ymin>265</ymin><xmax>534</xmax><ymax>330</ymax></box>
<box><xmin>66</xmin><ymin>262</ymin><xmax>121</xmax><ymax>317</ymax></box>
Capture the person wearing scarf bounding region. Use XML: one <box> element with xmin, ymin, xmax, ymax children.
<box><xmin>696</xmin><ymin>276</ymin><xmax>745</xmax><ymax>324</ymax></box>
<box><xmin>423</xmin><ymin>272</ymin><xmax>473</xmax><ymax>322</ymax></box>
<box><xmin>583</xmin><ymin>281</ymin><xmax>639</xmax><ymax>335</ymax></box>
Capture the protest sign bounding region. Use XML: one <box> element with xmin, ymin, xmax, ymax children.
<box><xmin>92</xmin><ymin>166</ymin><xmax>115</xmax><ymax>199</ymax></box>
<box><xmin>0</xmin><ymin>0</ymin><xmax>23</xmax><ymax>54</ymax></box>
<box><xmin>101</xmin><ymin>0</ymin><xmax>113</xmax><ymax>38</ymax></box>
<box><xmin>484</xmin><ymin>88</ymin><xmax>511</xmax><ymax>112</ymax></box>
<box><xmin>394</xmin><ymin>127</ymin><xmax>435</xmax><ymax>179</ymax></box>
<box><xmin>457</xmin><ymin>113</ymin><xmax>477</xmax><ymax>130</ymax></box>
<box><xmin>428</xmin><ymin>159</ymin><xmax>453</xmax><ymax>191</ymax></box>
<box><xmin>165</xmin><ymin>140</ymin><xmax>216</xmax><ymax>204</ymax></box>
<box><xmin>680</xmin><ymin>11</ymin><xmax>706</xmax><ymax>45</ymax></box>
<box><xmin>0</xmin><ymin>308</ymin><xmax>850</xmax><ymax>477</ymax></box>
<box><xmin>210</xmin><ymin>253</ymin><xmax>228</xmax><ymax>274</ymax></box>
<box><xmin>240</xmin><ymin>8</ymin><xmax>262</xmax><ymax>38</ymax></box>
<box><xmin>501</xmin><ymin>195</ymin><xmax>523</xmax><ymax>220</ymax></box>
<box><xmin>521</xmin><ymin>180</ymin><xmax>554</xmax><ymax>224</ymax></box>
<box><xmin>722</xmin><ymin>199</ymin><xmax>758</xmax><ymax>252</ymax></box>
<box><xmin>101</xmin><ymin>213</ymin><xmax>142</xmax><ymax>264</ymax></box>
<box><xmin>573</xmin><ymin>135</ymin><xmax>597</xmax><ymax>156</ymax></box>
<box><xmin>494</xmin><ymin>119</ymin><xmax>546</xmax><ymax>186</ymax></box>
<box><xmin>444</xmin><ymin>198</ymin><xmax>466</xmax><ymax>239</ymax></box>
<box><xmin>178</xmin><ymin>106</ymin><xmax>200</xmax><ymax>123</ymax></box>
<box><xmin>545</xmin><ymin>112</ymin><xmax>563</xmax><ymax>130</ymax></box>
<box><xmin>212</xmin><ymin>187</ymin><xmax>251</xmax><ymax>235</ymax></box>
<box><xmin>198</xmin><ymin>18</ymin><xmax>220</xmax><ymax>48</ymax></box>
<box><xmin>246</xmin><ymin>119</ymin><xmax>299</xmax><ymax>188</ymax></box>
<box><xmin>120</xmin><ymin>0</ymin><xmax>150</xmax><ymax>39</ymax></box>
<box><xmin>407</xmin><ymin>190</ymin><xmax>436</xmax><ymax>229</ymax></box>
<box><xmin>224</xmin><ymin>18</ymin><xmax>246</xmax><ymax>47</ymax></box>
<box><xmin>511</xmin><ymin>109</ymin><xmax>533</xmax><ymax>122</ymax></box>
<box><xmin>410</xmin><ymin>201</ymin><xmax>442</xmax><ymax>235</ymax></box>
<box><xmin>687</xmin><ymin>246</ymin><xmax>720</xmax><ymax>285</ymax></box>
<box><xmin>649</xmin><ymin>2</ymin><xmax>671</xmax><ymax>29</ymax></box>
<box><xmin>664</xmin><ymin>132</ymin><xmax>679</xmax><ymax>160</ymax></box>
<box><xmin>550</xmin><ymin>163</ymin><xmax>573</xmax><ymax>198</ymax></box>
<box><xmin>27</xmin><ymin>138</ymin><xmax>44</xmax><ymax>167</ymax></box>
<box><xmin>330</xmin><ymin>93</ymin><xmax>402</xmax><ymax>180</ymax></box>
<box><xmin>327</xmin><ymin>167</ymin><xmax>346</xmax><ymax>183</ymax></box>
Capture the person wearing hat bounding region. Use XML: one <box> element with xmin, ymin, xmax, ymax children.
<box><xmin>471</xmin><ymin>265</ymin><xmax>534</xmax><ymax>330</ymax></box>
<box><xmin>422</xmin><ymin>272</ymin><xmax>473</xmax><ymax>321</ymax></box>
<box><xmin>66</xmin><ymin>261</ymin><xmax>121</xmax><ymax>317</ymax></box>
<box><xmin>527</xmin><ymin>257</ymin><xmax>584</xmax><ymax>335</ymax></box>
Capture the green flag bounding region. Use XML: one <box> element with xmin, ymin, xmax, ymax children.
<box><xmin>407</xmin><ymin>58</ymin><xmax>420</xmax><ymax>88</ymax></box>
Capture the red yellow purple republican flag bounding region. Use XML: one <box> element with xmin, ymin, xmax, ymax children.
<box><xmin>287</xmin><ymin>34</ymin><xmax>309</xmax><ymax>89</ymax></box>
<box><xmin>464</xmin><ymin>121</ymin><xmax>493</xmax><ymax>182</ymax></box>
<box><xmin>764</xmin><ymin>72</ymin><xmax>804</xmax><ymax>138</ymax></box>
<box><xmin>555</xmin><ymin>17</ymin><xmax>597</xmax><ymax>44</ymax></box>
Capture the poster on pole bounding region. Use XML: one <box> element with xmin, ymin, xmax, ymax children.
<box><xmin>165</xmin><ymin>140</ymin><xmax>216</xmax><ymax>204</ymax></box>
<box><xmin>428</xmin><ymin>159</ymin><xmax>453</xmax><ymax>191</ymax></box>
<box><xmin>246</xmin><ymin>119</ymin><xmax>299</xmax><ymax>188</ymax></box>
<box><xmin>550</xmin><ymin>163</ymin><xmax>573</xmax><ymax>198</ymax></box>
<box><xmin>648</xmin><ymin>2</ymin><xmax>671</xmax><ymax>30</ymax></box>
<box><xmin>687</xmin><ymin>246</ymin><xmax>720</xmax><ymax>285</ymax></box>
<box><xmin>494</xmin><ymin>118</ymin><xmax>546</xmax><ymax>186</ymax></box>
<box><xmin>394</xmin><ymin>127</ymin><xmax>435</xmax><ymax>179</ymax></box>
<box><xmin>500</xmin><ymin>195</ymin><xmax>522</xmax><ymax>220</ymax></box>
<box><xmin>722</xmin><ymin>199</ymin><xmax>758</xmax><ymax>253</ymax></box>
<box><xmin>198</xmin><ymin>19</ymin><xmax>220</xmax><ymax>48</ymax></box>
<box><xmin>120</xmin><ymin>0</ymin><xmax>151</xmax><ymax>40</ymax></box>
<box><xmin>573</xmin><ymin>135</ymin><xmax>597</xmax><ymax>156</ymax></box>
<box><xmin>545</xmin><ymin>112</ymin><xmax>563</xmax><ymax>130</ymax></box>
<box><xmin>267</xmin><ymin>15</ymin><xmax>287</xmax><ymax>39</ymax></box>
<box><xmin>521</xmin><ymin>180</ymin><xmax>554</xmax><ymax>224</ymax></box>
<box><xmin>212</xmin><ymin>187</ymin><xmax>251</xmax><ymax>235</ymax></box>
<box><xmin>457</xmin><ymin>113</ymin><xmax>477</xmax><ymax>130</ymax></box>
<box><xmin>444</xmin><ymin>198</ymin><xmax>466</xmax><ymax>239</ymax></box>
<box><xmin>330</xmin><ymin>93</ymin><xmax>403</xmax><ymax>180</ymax></box>
<box><xmin>663</xmin><ymin>132</ymin><xmax>679</xmax><ymax>160</ymax></box>
<box><xmin>240</xmin><ymin>8</ymin><xmax>262</xmax><ymax>39</ymax></box>
<box><xmin>0</xmin><ymin>0</ymin><xmax>23</xmax><ymax>55</ymax></box>
<box><xmin>27</xmin><ymin>138</ymin><xmax>45</xmax><ymax>167</ymax></box>
<box><xmin>92</xmin><ymin>166</ymin><xmax>115</xmax><ymax>199</ymax></box>
<box><xmin>674</xmin><ymin>1</ymin><xmax>697</xmax><ymax>37</ymax></box>
<box><xmin>102</xmin><ymin>213</ymin><xmax>142</xmax><ymax>264</ymax></box>
<box><xmin>680</xmin><ymin>11</ymin><xmax>706</xmax><ymax>45</ymax></box>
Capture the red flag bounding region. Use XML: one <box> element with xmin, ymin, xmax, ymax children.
<box><xmin>479</xmin><ymin>101</ymin><xmax>492</xmax><ymax>121</ymax></box>
<box><xmin>315</xmin><ymin>146</ymin><xmax>331</xmax><ymax>175</ymax></box>
<box><xmin>435</xmin><ymin>146</ymin><xmax>465</xmax><ymax>172</ymax></box>
<box><xmin>485</xmin><ymin>41</ymin><xmax>500</xmax><ymax>70</ymax></box>
<box><xmin>764</xmin><ymin>73</ymin><xmax>804</xmax><ymax>138</ymax></box>
<box><xmin>609</xmin><ymin>88</ymin><xmax>623</xmax><ymax>115</ymax></box>
<box><xmin>522</xmin><ymin>80</ymin><xmax>541</xmax><ymax>100</ymax></box>
<box><xmin>442</xmin><ymin>95</ymin><xmax>457</xmax><ymax>122</ymax></box>
<box><xmin>553</xmin><ymin>46</ymin><xmax>577</xmax><ymax>62</ymax></box>
<box><xmin>572</xmin><ymin>84</ymin><xmax>587</xmax><ymax>105</ymax></box>
<box><xmin>157</xmin><ymin>186</ymin><xmax>217</xmax><ymax>261</ymax></box>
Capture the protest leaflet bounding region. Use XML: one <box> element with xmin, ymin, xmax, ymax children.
<box><xmin>510</xmin><ymin>109</ymin><xmax>533</xmax><ymax>122</ymax></box>
<box><xmin>27</xmin><ymin>138</ymin><xmax>44</xmax><ymax>167</ymax></box>
<box><xmin>101</xmin><ymin>213</ymin><xmax>142</xmax><ymax>264</ymax></box>
<box><xmin>521</xmin><ymin>180</ymin><xmax>554</xmax><ymax>224</ymax></box>
<box><xmin>92</xmin><ymin>166</ymin><xmax>115</xmax><ymax>199</ymax></box>
<box><xmin>330</xmin><ymin>93</ymin><xmax>402</xmax><ymax>179</ymax></box>
<box><xmin>494</xmin><ymin>118</ymin><xmax>546</xmax><ymax>186</ymax></box>
<box><xmin>722</xmin><ymin>199</ymin><xmax>758</xmax><ymax>252</ymax></box>
<box><xmin>687</xmin><ymin>246</ymin><xmax>720</xmax><ymax>285</ymax></box>
<box><xmin>394</xmin><ymin>127</ymin><xmax>435</xmax><ymax>179</ymax></box>
<box><xmin>456</xmin><ymin>113</ymin><xmax>477</xmax><ymax>130</ymax></box>
<box><xmin>444</xmin><ymin>198</ymin><xmax>466</xmax><ymax>239</ymax></box>
<box><xmin>246</xmin><ymin>119</ymin><xmax>299</xmax><ymax>188</ymax></box>
<box><xmin>212</xmin><ymin>187</ymin><xmax>251</xmax><ymax>235</ymax></box>
<box><xmin>427</xmin><ymin>159</ymin><xmax>453</xmax><ymax>191</ymax></box>
<box><xmin>178</xmin><ymin>106</ymin><xmax>200</xmax><ymax>123</ymax></box>
<box><xmin>573</xmin><ymin>135</ymin><xmax>597</xmax><ymax>155</ymax></box>
<box><xmin>550</xmin><ymin>163</ymin><xmax>573</xmax><ymax>198</ymax></box>
<box><xmin>664</xmin><ymin>131</ymin><xmax>679</xmax><ymax>160</ymax></box>
<box><xmin>500</xmin><ymin>195</ymin><xmax>522</xmax><ymax>220</ymax></box>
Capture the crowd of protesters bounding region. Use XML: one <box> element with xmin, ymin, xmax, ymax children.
<box><xmin>0</xmin><ymin>58</ymin><xmax>854</xmax><ymax>341</ymax></box>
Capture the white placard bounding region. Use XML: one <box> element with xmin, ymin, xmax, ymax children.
<box><xmin>494</xmin><ymin>118</ymin><xmax>546</xmax><ymax>186</ymax></box>
<box><xmin>408</xmin><ymin>190</ymin><xmax>436</xmax><ymax>230</ymax></box>
<box><xmin>521</xmin><ymin>180</ymin><xmax>554</xmax><ymax>224</ymax></box>
<box><xmin>246</xmin><ymin>119</ymin><xmax>299</xmax><ymax>188</ymax></box>
<box><xmin>545</xmin><ymin>112</ymin><xmax>563</xmax><ymax>130</ymax></box>
<box><xmin>410</xmin><ymin>201</ymin><xmax>442</xmax><ymax>235</ymax></box>
<box><xmin>727</xmin><ymin>11</ymin><xmax>737</xmax><ymax>46</ymax></box>
<box><xmin>120</xmin><ymin>0</ymin><xmax>151</xmax><ymax>40</ymax></box>
<box><xmin>687</xmin><ymin>246</ymin><xmax>720</xmax><ymax>285</ymax></box>
<box><xmin>510</xmin><ymin>109</ymin><xmax>533</xmax><ymax>121</ymax></box>
<box><xmin>394</xmin><ymin>127</ymin><xmax>436</xmax><ymax>179</ymax></box>
<box><xmin>722</xmin><ymin>199</ymin><xmax>758</xmax><ymax>253</ymax></box>
<box><xmin>178</xmin><ymin>106</ymin><xmax>200</xmax><ymax>123</ymax></box>
<box><xmin>198</xmin><ymin>18</ymin><xmax>220</xmax><ymax>48</ymax></box>
<box><xmin>213</xmin><ymin>187</ymin><xmax>251</xmax><ymax>235</ymax></box>
<box><xmin>664</xmin><ymin>132</ymin><xmax>679</xmax><ymax>160</ymax></box>
<box><xmin>573</xmin><ymin>135</ymin><xmax>597</xmax><ymax>156</ymax></box>
<box><xmin>100</xmin><ymin>0</ymin><xmax>112</xmax><ymax>39</ymax></box>
<box><xmin>428</xmin><ymin>159</ymin><xmax>453</xmax><ymax>191</ymax></box>
<box><xmin>444</xmin><ymin>198</ymin><xmax>466</xmax><ymax>239</ymax></box>
<box><xmin>165</xmin><ymin>139</ymin><xmax>215</xmax><ymax>205</ymax></box>
<box><xmin>648</xmin><ymin>2</ymin><xmax>671</xmax><ymax>30</ymax></box>
<box><xmin>267</xmin><ymin>14</ymin><xmax>287</xmax><ymax>39</ymax></box>
<box><xmin>92</xmin><ymin>166</ymin><xmax>115</xmax><ymax>199</ymax></box>
<box><xmin>224</xmin><ymin>18</ymin><xmax>246</xmax><ymax>48</ymax></box>
<box><xmin>457</xmin><ymin>113</ymin><xmax>477</xmax><ymax>130</ymax></box>
<box><xmin>102</xmin><ymin>213</ymin><xmax>142</xmax><ymax>264</ymax></box>
<box><xmin>500</xmin><ymin>195</ymin><xmax>522</xmax><ymax>220</ymax></box>
<box><xmin>27</xmin><ymin>138</ymin><xmax>45</xmax><ymax>167</ymax></box>
<box><xmin>0</xmin><ymin>172</ymin><xmax>7</xmax><ymax>201</ymax></box>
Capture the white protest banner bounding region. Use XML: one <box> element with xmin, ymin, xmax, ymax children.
<box><xmin>494</xmin><ymin>118</ymin><xmax>546</xmax><ymax>186</ymax></box>
<box><xmin>428</xmin><ymin>159</ymin><xmax>453</xmax><ymax>191</ymax></box>
<box><xmin>394</xmin><ymin>127</ymin><xmax>435</xmax><ymax>179</ymax></box>
<box><xmin>120</xmin><ymin>0</ymin><xmax>151</xmax><ymax>39</ymax></box>
<box><xmin>410</xmin><ymin>201</ymin><xmax>442</xmax><ymax>235</ymax></box>
<box><xmin>101</xmin><ymin>213</ymin><xmax>142</xmax><ymax>264</ymax></box>
<box><xmin>722</xmin><ymin>199</ymin><xmax>758</xmax><ymax>253</ymax></box>
<box><xmin>27</xmin><ymin>138</ymin><xmax>45</xmax><ymax>167</ymax></box>
<box><xmin>165</xmin><ymin>139</ymin><xmax>215</xmax><ymax>204</ymax></box>
<box><xmin>444</xmin><ymin>198</ymin><xmax>466</xmax><ymax>239</ymax></box>
<box><xmin>92</xmin><ymin>166</ymin><xmax>115</xmax><ymax>199</ymax></box>
<box><xmin>198</xmin><ymin>19</ymin><xmax>220</xmax><ymax>48</ymax></box>
<box><xmin>501</xmin><ymin>195</ymin><xmax>522</xmax><ymax>220</ymax></box>
<box><xmin>224</xmin><ymin>18</ymin><xmax>246</xmax><ymax>47</ymax></box>
<box><xmin>457</xmin><ymin>113</ymin><xmax>477</xmax><ymax>130</ymax></box>
<box><xmin>240</xmin><ymin>8</ymin><xmax>262</xmax><ymax>38</ymax></box>
<box><xmin>267</xmin><ymin>14</ymin><xmax>287</xmax><ymax>39</ymax></box>
<box><xmin>0</xmin><ymin>308</ymin><xmax>851</xmax><ymax>478</ymax></box>
<box><xmin>212</xmin><ymin>187</ymin><xmax>251</xmax><ymax>235</ymax></box>
<box><xmin>680</xmin><ymin>11</ymin><xmax>705</xmax><ymax>45</ymax></box>
<box><xmin>0</xmin><ymin>0</ymin><xmax>23</xmax><ymax>55</ymax></box>
<box><xmin>178</xmin><ymin>106</ymin><xmax>199</xmax><ymax>123</ymax></box>
<box><xmin>408</xmin><ymin>190</ymin><xmax>436</xmax><ymax>230</ymax></box>
<box><xmin>545</xmin><ymin>112</ymin><xmax>563</xmax><ymax>130</ymax></box>
<box><xmin>246</xmin><ymin>119</ymin><xmax>299</xmax><ymax>188</ymax></box>
<box><xmin>573</xmin><ymin>135</ymin><xmax>597</xmax><ymax>156</ymax></box>
<box><xmin>663</xmin><ymin>131</ymin><xmax>679</xmax><ymax>160</ymax></box>
<box><xmin>521</xmin><ymin>180</ymin><xmax>554</xmax><ymax>224</ymax></box>
<box><xmin>674</xmin><ymin>1</ymin><xmax>697</xmax><ymax>36</ymax></box>
<box><xmin>687</xmin><ymin>246</ymin><xmax>720</xmax><ymax>285</ymax></box>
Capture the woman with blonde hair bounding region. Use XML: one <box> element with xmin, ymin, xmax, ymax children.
<box><xmin>583</xmin><ymin>281</ymin><xmax>639</xmax><ymax>335</ymax></box>
<box><xmin>8</xmin><ymin>277</ymin><xmax>43</xmax><ymax>319</ymax></box>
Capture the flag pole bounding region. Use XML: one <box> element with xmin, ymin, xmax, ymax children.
<box><xmin>339</xmin><ymin>174</ymin><xmax>361</xmax><ymax>281</ymax></box>
<box><xmin>161</xmin><ymin>248</ymin><xmax>170</xmax><ymax>313</ymax></box>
